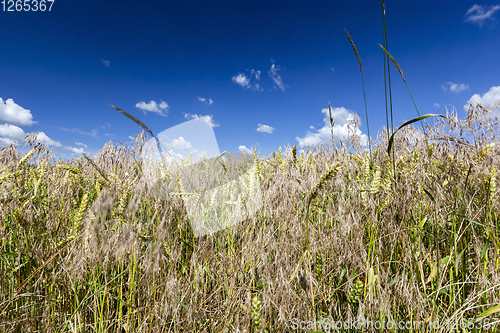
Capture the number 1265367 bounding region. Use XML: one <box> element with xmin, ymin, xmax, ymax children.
<box><xmin>2</xmin><ymin>0</ymin><xmax>55</xmax><ymax>12</ymax></box>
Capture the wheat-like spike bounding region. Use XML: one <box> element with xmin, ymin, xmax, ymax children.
<box><xmin>117</xmin><ymin>186</ymin><xmax>131</xmax><ymax>216</ymax></box>
<box><xmin>83</xmin><ymin>153</ymin><xmax>110</xmax><ymax>184</ymax></box>
<box><xmin>36</xmin><ymin>160</ymin><xmax>47</xmax><ymax>178</ymax></box>
<box><xmin>347</xmin><ymin>279</ymin><xmax>365</xmax><ymax>304</ymax></box>
<box><xmin>74</xmin><ymin>192</ymin><xmax>90</xmax><ymax>233</ymax></box>
<box><xmin>363</xmin><ymin>156</ymin><xmax>370</xmax><ymax>181</ymax></box>
<box><xmin>310</xmin><ymin>164</ymin><xmax>341</xmax><ymax>201</ymax></box>
<box><xmin>110</xmin><ymin>105</ymin><xmax>156</xmax><ymax>140</ymax></box>
<box><xmin>292</xmin><ymin>145</ymin><xmax>298</xmax><ymax>164</ymax></box>
<box><xmin>253</xmin><ymin>150</ymin><xmax>261</xmax><ymax>181</ymax></box>
<box><xmin>328</xmin><ymin>103</ymin><xmax>334</xmax><ymax>127</ymax></box>
<box><xmin>251</xmin><ymin>295</ymin><xmax>263</xmax><ymax>330</ymax></box>
<box><xmin>94</xmin><ymin>179</ymin><xmax>102</xmax><ymax>197</ymax></box>
<box><xmin>18</xmin><ymin>147</ymin><xmax>37</xmax><ymax>167</ymax></box>
<box><xmin>379</xmin><ymin>44</ymin><xmax>405</xmax><ymax>82</ymax></box>
<box><xmin>428</xmin><ymin>143</ymin><xmax>435</xmax><ymax>159</ymax></box>
<box><xmin>370</xmin><ymin>166</ymin><xmax>381</xmax><ymax>194</ymax></box>
<box><xmin>57</xmin><ymin>164</ymin><xmax>81</xmax><ymax>174</ymax></box>
<box><xmin>490</xmin><ymin>168</ymin><xmax>497</xmax><ymax>202</ymax></box>
<box><xmin>315</xmin><ymin>252</ymin><xmax>324</xmax><ymax>279</ymax></box>
<box><xmin>345</xmin><ymin>29</ymin><xmax>362</xmax><ymax>72</ymax></box>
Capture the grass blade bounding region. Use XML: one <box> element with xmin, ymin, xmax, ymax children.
<box><xmin>345</xmin><ymin>29</ymin><xmax>372</xmax><ymax>161</ymax></box>
<box><xmin>110</xmin><ymin>104</ymin><xmax>157</xmax><ymax>140</ymax></box>
<box><xmin>387</xmin><ymin>114</ymin><xmax>445</xmax><ymax>155</ymax></box>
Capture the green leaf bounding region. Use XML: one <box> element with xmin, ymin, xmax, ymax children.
<box><xmin>455</xmin><ymin>248</ymin><xmax>466</xmax><ymax>270</ymax></box>
<box><xmin>476</xmin><ymin>304</ymin><xmax>500</xmax><ymax>321</ymax></box>
<box><xmin>177</xmin><ymin>300</ymin><xmax>189</xmax><ymax>311</ymax></box>
<box><xmin>480</xmin><ymin>241</ymin><xmax>490</xmax><ymax>260</ymax></box>
<box><xmin>455</xmin><ymin>214</ymin><xmax>486</xmax><ymax>228</ymax></box>
<box><xmin>423</xmin><ymin>188</ymin><xmax>435</xmax><ymax>203</ymax></box>
<box><xmin>440</xmin><ymin>255</ymin><xmax>451</xmax><ymax>267</ymax></box>
<box><xmin>387</xmin><ymin>114</ymin><xmax>446</xmax><ymax>155</ymax></box>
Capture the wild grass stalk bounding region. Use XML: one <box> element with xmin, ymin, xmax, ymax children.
<box><xmin>345</xmin><ymin>29</ymin><xmax>372</xmax><ymax>162</ymax></box>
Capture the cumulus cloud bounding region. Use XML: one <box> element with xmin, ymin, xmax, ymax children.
<box><xmin>441</xmin><ymin>82</ymin><xmax>469</xmax><ymax>94</ymax></box>
<box><xmin>268</xmin><ymin>63</ymin><xmax>286</xmax><ymax>91</ymax></box>
<box><xmin>198</xmin><ymin>97</ymin><xmax>214</xmax><ymax>105</ymax></box>
<box><xmin>184</xmin><ymin>113</ymin><xmax>219</xmax><ymax>127</ymax></box>
<box><xmin>0</xmin><ymin>137</ymin><xmax>14</xmax><ymax>147</ymax></box>
<box><xmin>232</xmin><ymin>73</ymin><xmax>250</xmax><ymax>88</ymax></box>
<box><xmin>0</xmin><ymin>124</ymin><xmax>26</xmax><ymax>141</ymax></box>
<box><xmin>256</xmin><ymin>123</ymin><xmax>274</xmax><ymax>134</ymax></box>
<box><xmin>464</xmin><ymin>4</ymin><xmax>500</xmax><ymax>27</ymax></box>
<box><xmin>434</xmin><ymin>103</ymin><xmax>441</xmax><ymax>108</ymax></box>
<box><xmin>75</xmin><ymin>142</ymin><xmax>88</xmax><ymax>148</ymax></box>
<box><xmin>238</xmin><ymin>145</ymin><xmax>253</xmax><ymax>155</ymax></box>
<box><xmin>464</xmin><ymin>86</ymin><xmax>500</xmax><ymax>116</ymax></box>
<box><xmin>35</xmin><ymin>132</ymin><xmax>62</xmax><ymax>147</ymax></box>
<box><xmin>0</xmin><ymin>98</ymin><xmax>63</xmax><ymax>149</ymax></box>
<box><xmin>295</xmin><ymin>106</ymin><xmax>367</xmax><ymax>148</ymax></box>
<box><xmin>135</xmin><ymin>100</ymin><xmax>169</xmax><ymax>116</ymax></box>
<box><xmin>168</xmin><ymin>136</ymin><xmax>194</xmax><ymax>150</ymax></box>
<box><xmin>0</xmin><ymin>124</ymin><xmax>26</xmax><ymax>147</ymax></box>
<box><xmin>0</xmin><ymin>98</ymin><xmax>35</xmax><ymax>126</ymax></box>
<box><xmin>64</xmin><ymin>146</ymin><xmax>85</xmax><ymax>155</ymax></box>
<box><xmin>231</xmin><ymin>69</ymin><xmax>263</xmax><ymax>91</ymax></box>
<box><xmin>101</xmin><ymin>59</ymin><xmax>110</xmax><ymax>67</ymax></box>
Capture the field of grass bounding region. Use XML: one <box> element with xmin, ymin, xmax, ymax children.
<box><xmin>1</xmin><ymin>101</ymin><xmax>499</xmax><ymax>332</ymax></box>
<box><xmin>2</xmin><ymin>2</ymin><xmax>500</xmax><ymax>331</ymax></box>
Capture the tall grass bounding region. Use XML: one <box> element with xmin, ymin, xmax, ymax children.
<box><xmin>1</xmin><ymin>102</ymin><xmax>499</xmax><ymax>331</ymax></box>
<box><xmin>1</xmin><ymin>3</ymin><xmax>500</xmax><ymax>332</ymax></box>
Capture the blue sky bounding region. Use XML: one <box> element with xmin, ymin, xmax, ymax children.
<box><xmin>1</xmin><ymin>0</ymin><xmax>500</xmax><ymax>159</ymax></box>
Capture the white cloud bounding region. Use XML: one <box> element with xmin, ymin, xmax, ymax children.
<box><xmin>35</xmin><ymin>132</ymin><xmax>62</xmax><ymax>147</ymax></box>
<box><xmin>441</xmin><ymin>82</ymin><xmax>469</xmax><ymax>94</ymax></box>
<box><xmin>198</xmin><ymin>97</ymin><xmax>214</xmax><ymax>105</ymax></box>
<box><xmin>184</xmin><ymin>113</ymin><xmax>219</xmax><ymax>127</ymax></box>
<box><xmin>232</xmin><ymin>73</ymin><xmax>250</xmax><ymax>88</ymax></box>
<box><xmin>135</xmin><ymin>100</ymin><xmax>169</xmax><ymax>116</ymax></box>
<box><xmin>268</xmin><ymin>63</ymin><xmax>286</xmax><ymax>91</ymax></box>
<box><xmin>0</xmin><ymin>98</ymin><xmax>35</xmax><ymax>126</ymax></box>
<box><xmin>169</xmin><ymin>136</ymin><xmax>193</xmax><ymax>150</ymax></box>
<box><xmin>239</xmin><ymin>145</ymin><xmax>253</xmax><ymax>155</ymax></box>
<box><xmin>295</xmin><ymin>106</ymin><xmax>367</xmax><ymax>148</ymax></box>
<box><xmin>0</xmin><ymin>137</ymin><xmax>14</xmax><ymax>147</ymax></box>
<box><xmin>256</xmin><ymin>123</ymin><xmax>275</xmax><ymax>134</ymax></box>
<box><xmin>465</xmin><ymin>4</ymin><xmax>500</xmax><ymax>27</ymax></box>
<box><xmin>101</xmin><ymin>59</ymin><xmax>110</xmax><ymax>67</ymax></box>
<box><xmin>0</xmin><ymin>124</ymin><xmax>26</xmax><ymax>141</ymax></box>
<box><xmin>0</xmin><ymin>129</ymin><xmax>63</xmax><ymax>148</ymax></box>
<box><xmin>464</xmin><ymin>86</ymin><xmax>500</xmax><ymax>116</ymax></box>
<box><xmin>0</xmin><ymin>124</ymin><xmax>26</xmax><ymax>147</ymax></box>
<box><xmin>231</xmin><ymin>70</ymin><xmax>263</xmax><ymax>91</ymax></box>
<box><xmin>162</xmin><ymin>148</ymin><xmax>185</xmax><ymax>162</ymax></box>
<box><xmin>75</xmin><ymin>142</ymin><xmax>88</xmax><ymax>148</ymax></box>
<box><xmin>64</xmin><ymin>146</ymin><xmax>85</xmax><ymax>155</ymax></box>
<box><xmin>434</xmin><ymin>103</ymin><xmax>441</xmax><ymax>108</ymax></box>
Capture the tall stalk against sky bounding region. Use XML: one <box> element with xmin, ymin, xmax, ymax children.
<box><xmin>345</xmin><ymin>29</ymin><xmax>372</xmax><ymax>162</ymax></box>
<box><xmin>381</xmin><ymin>0</ymin><xmax>394</xmax><ymax>142</ymax></box>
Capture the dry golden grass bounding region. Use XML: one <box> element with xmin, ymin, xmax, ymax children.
<box><xmin>0</xmin><ymin>102</ymin><xmax>499</xmax><ymax>332</ymax></box>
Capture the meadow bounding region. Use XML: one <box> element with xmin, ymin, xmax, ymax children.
<box><xmin>1</xmin><ymin>2</ymin><xmax>500</xmax><ymax>331</ymax></box>
<box><xmin>1</xmin><ymin>100</ymin><xmax>499</xmax><ymax>332</ymax></box>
